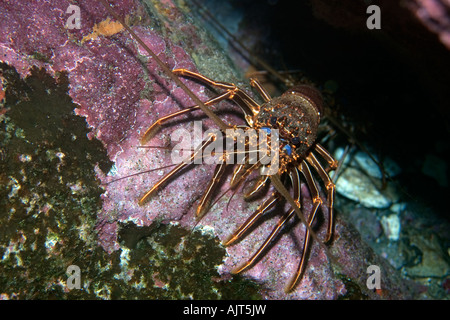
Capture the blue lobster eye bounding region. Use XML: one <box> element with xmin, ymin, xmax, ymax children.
<box><xmin>261</xmin><ymin>127</ymin><xmax>271</xmax><ymax>135</ymax></box>
<box><xmin>283</xmin><ymin>144</ymin><xmax>292</xmax><ymax>156</ymax></box>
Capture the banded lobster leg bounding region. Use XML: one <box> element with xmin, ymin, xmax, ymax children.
<box><xmin>230</xmin><ymin>169</ymin><xmax>301</xmax><ymax>276</ymax></box>
<box><xmin>139</xmin><ymin>134</ymin><xmax>217</xmax><ymax>205</ymax></box>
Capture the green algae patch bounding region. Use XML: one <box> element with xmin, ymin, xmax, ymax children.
<box><xmin>0</xmin><ymin>62</ymin><xmax>113</xmax><ymax>299</ymax></box>
<box><xmin>117</xmin><ymin>222</ymin><xmax>263</xmax><ymax>299</ymax></box>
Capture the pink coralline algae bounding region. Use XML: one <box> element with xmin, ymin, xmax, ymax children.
<box><xmin>407</xmin><ymin>0</ymin><xmax>450</xmax><ymax>50</ymax></box>
<box><xmin>2</xmin><ymin>0</ymin><xmax>211</xmax><ymax>251</ymax></box>
<box><xmin>0</xmin><ymin>0</ymin><xmax>417</xmax><ymax>299</ymax></box>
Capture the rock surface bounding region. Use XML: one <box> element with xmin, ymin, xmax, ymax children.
<box><xmin>3</xmin><ymin>0</ymin><xmax>447</xmax><ymax>300</ymax></box>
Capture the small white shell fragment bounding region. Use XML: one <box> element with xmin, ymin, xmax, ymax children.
<box><xmin>335</xmin><ymin>167</ymin><xmax>399</xmax><ymax>208</ymax></box>
<box><xmin>334</xmin><ymin>147</ymin><xmax>401</xmax><ymax>208</ymax></box>
<box><xmin>381</xmin><ymin>214</ymin><xmax>401</xmax><ymax>241</ymax></box>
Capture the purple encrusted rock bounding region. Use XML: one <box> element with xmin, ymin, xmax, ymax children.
<box><xmin>0</xmin><ymin>0</ymin><xmax>418</xmax><ymax>299</ymax></box>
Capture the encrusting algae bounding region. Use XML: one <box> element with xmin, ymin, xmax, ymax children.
<box><xmin>82</xmin><ymin>17</ymin><xmax>125</xmax><ymax>43</ymax></box>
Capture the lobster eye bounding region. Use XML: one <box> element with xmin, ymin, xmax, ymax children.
<box><xmin>291</xmin><ymin>136</ymin><xmax>300</xmax><ymax>146</ymax></box>
<box><xmin>270</xmin><ymin>116</ymin><xmax>278</xmax><ymax>126</ymax></box>
<box><xmin>283</xmin><ymin>144</ymin><xmax>292</xmax><ymax>156</ymax></box>
<box><xmin>260</xmin><ymin>127</ymin><xmax>271</xmax><ymax>135</ymax></box>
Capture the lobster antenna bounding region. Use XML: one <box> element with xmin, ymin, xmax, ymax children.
<box><xmin>104</xmin><ymin>163</ymin><xmax>178</xmax><ymax>185</ymax></box>
<box><xmin>98</xmin><ymin>0</ymin><xmax>229</xmax><ymax>132</ymax></box>
<box><xmin>190</xmin><ymin>0</ymin><xmax>293</xmax><ymax>87</ymax></box>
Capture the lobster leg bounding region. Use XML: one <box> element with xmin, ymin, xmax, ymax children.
<box><xmin>173</xmin><ymin>69</ymin><xmax>261</xmax><ymax>126</ymax></box>
<box><xmin>141</xmin><ymin>91</ymin><xmax>234</xmax><ymax>144</ymax></box>
<box><xmin>231</xmin><ymin>168</ymin><xmax>301</xmax><ymax>274</ymax></box>
<box><xmin>224</xmin><ymin>193</ymin><xmax>279</xmax><ymax>246</ymax></box>
<box><xmin>285</xmin><ymin>161</ymin><xmax>323</xmax><ymax>292</ymax></box>
<box><xmin>306</xmin><ymin>152</ymin><xmax>336</xmax><ymax>243</ymax></box>
<box><xmin>249</xmin><ymin>78</ymin><xmax>271</xmax><ymax>102</ymax></box>
<box><xmin>139</xmin><ymin>134</ymin><xmax>216</xmax><ymax>205</ymax></box>
<box><xmin>314</xmin><ymin>143</ymin><xmax>339</xmax><ymax>172</ymax></box>
<box><xmin>99</xmin><ymin>0</ymin><xmax>229</xmax><ymax>132</ymax></box>
<box><xmin>196</xmin><ymin>162</ymin><xmax>227</xmax><ymax>219</ymax></box>
<box><xmin>232</xmin><ymin>209</ymin><xmax>296</xmax><ymax>275</ymax></box>
<box><xmin>244</xmin><ymin>175</ymin><xmax>269</xmax><ymax>199</ymax></box>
